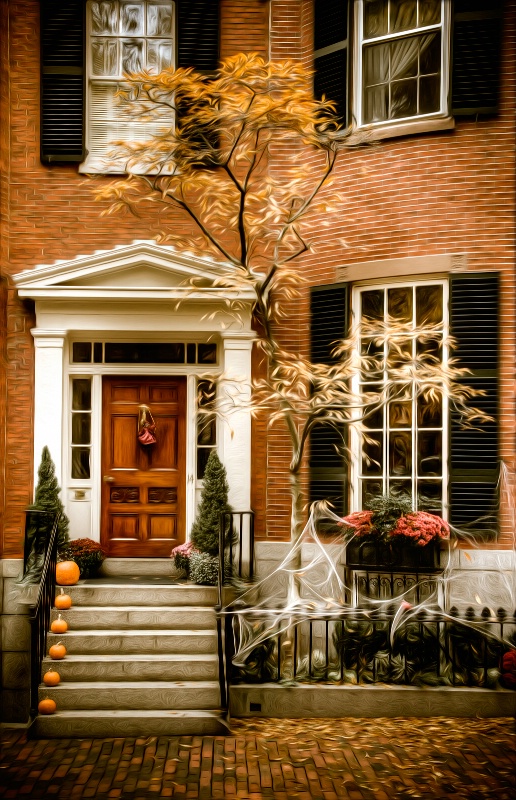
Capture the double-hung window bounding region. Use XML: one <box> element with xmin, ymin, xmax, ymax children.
<box><xmin>313</xmin><ymin>0</ymin><xmax>504</xmax><ymax>130</ymax></box>
<box><xmin>83</xmin><ymin>0</ymin><xmax>175</xmax><ymax>171</ymax></box>
<box><xmin>40</xmin><ymin>0</ymin><xmax>220</xmax><ymax>167</ymax></box>
<box><xmin>357</xmin><ymin>0</ymin><xmax>448</xmax><ymax>126</ymax></box>
<box><xmin>352</xmin><ymin>280</ymin><xmax>448</xmax><ymax>515</ymax></box>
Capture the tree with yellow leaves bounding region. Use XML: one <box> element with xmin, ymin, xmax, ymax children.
<box><xmin>95</xmin><ymin>54</ymin><xmax>488</xmax><ymax>602</ymax></box>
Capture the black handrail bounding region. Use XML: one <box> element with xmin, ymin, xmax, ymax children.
<box><xmin>216</xmin><ymin>510</ymin><xmax>255</xmax><ymax>719</ymax></box>
<box><xmin>28</xmin><ymin>512</ymin><xmax>60</xmax><ymax>720</ymax></box>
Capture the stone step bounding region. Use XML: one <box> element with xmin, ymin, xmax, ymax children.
<box><xmin>31</xmin><ymin>709</ymin><xmax>229</xmax><ymax>738</ymax></box>
<box><xmin>100</xmin><ymin>558</ymin><xmax>182</xmax><ymax>578</ymax></box>
<box><xmin>47</xmin><ymin>629</ymin><xmax>217</xmax><ymax>655</ymax></box>
<box><xmin>38</xmin><ymin>680</ymin><xmax>220</xmax><ymax>710</ymax></box>
<box><xmin>41</xmin><ymin>653</ymin><xmax>219</xmax><ymax>682</ymax></box>
<box><xmin>50</xmin><ymin>605</ymin><xmax>216</xmax><ymax>630</ymax></box>
<box><xmin>59</xmin><ymin>583</ymin><xmax>218</xmax><ymax>607</ymax></box>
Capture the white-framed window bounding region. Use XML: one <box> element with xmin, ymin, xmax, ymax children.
<box><xmin>351</xmin><ymin>279</ymin><xmax>448</xmax><ymax>515</ymax></box>
<box><xmin>70</xmin><ymin>377</ymin><xmax>93</xmax><ymax>479</ymax></box>
<box><xmin>196</xmin><ymin>379</ymin><xmax>217</xmax><ymax>479</ymax></box>
<box><xmin>82</xmin><ymin>0</ymin><xmax>175</xmax><ymax>171</ymax></box>
<box><xmin>355</xmin><ymin>0</ymin><xmax>449</xmax><ymax>127</ymax></box>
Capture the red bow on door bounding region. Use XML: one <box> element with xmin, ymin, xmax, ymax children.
<box><xmin>138</xmin><ymin>405</ymin><xmax>157</xmax><ymax>446</ymax></box>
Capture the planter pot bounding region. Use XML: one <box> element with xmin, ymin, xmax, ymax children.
<box><xmin>345</xmin><ymin>538</ymin><xmax>441</xmax><ymax>571</ymax></box>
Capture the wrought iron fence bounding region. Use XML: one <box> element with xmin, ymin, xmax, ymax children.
<box><xmin>221</xmin><ymin>605</ymin><xmax>516</xmax><ymax>690</ymax></box>
<box><xmin>27</xmin><ymin>511</ymin><xmax>60</xmax><ymax>720</ymax></box>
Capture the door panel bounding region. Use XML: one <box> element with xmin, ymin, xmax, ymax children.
<box><xmin>101</xmin><ymin>376</ymin><xmax>186</xmax><ymax>557</ymax></box>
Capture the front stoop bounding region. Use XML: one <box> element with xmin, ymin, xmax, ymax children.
<box><xmin>32</xmin><ymin>574</ymin><xmax>228</xmax><ymax>738</ymax></box>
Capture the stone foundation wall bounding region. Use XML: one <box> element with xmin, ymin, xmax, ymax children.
<box><xmin>1</xmin><ymin>559</ymin><xmax>36</xmax><ymax>724</ymax></box>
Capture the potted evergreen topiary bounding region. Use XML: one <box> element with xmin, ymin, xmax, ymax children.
<box><xmin>189</xmin><ymin>450</ymin><xmax>232</xmax><ymax>585</ymax></box>
<box><xmin>30</xmin><ymin>446</ymin><xmax>70</xmax><ymax>554</ymax></box>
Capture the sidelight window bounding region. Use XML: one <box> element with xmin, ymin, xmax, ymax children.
<box><xmin>71</xmin><ymin>378</ymin><xmax>93</xmax><ymax>479</ymax></box>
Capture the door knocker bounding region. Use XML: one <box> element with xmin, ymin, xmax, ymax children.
<box><xmin>138</xmin><ymin>405</ymin><xmax>157</xmax><ymax>446</ymax></box>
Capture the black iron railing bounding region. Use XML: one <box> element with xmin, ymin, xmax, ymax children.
<box><xmin>28</xmin><ymin>512</ymin><xmax>60</xmax><ymax>720</ymax></box>
<box><xmin>216</xmin><ymin>510</ymin><xmax>255</xmax><ymax>718</ymax></box>
<box><xmin>222</xmin><ymin>605</ymin><xmax>516</xmax><ymax>689</ymax></box>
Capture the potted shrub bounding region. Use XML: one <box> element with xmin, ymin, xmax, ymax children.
<box><xmin>340</xmin><ymin>493</ymin><xmax>449</xmax><ymax>570</ymax></box>
<box><xmin>61</xmin><ymin>538</ymin><xmax>106</xmax><ymax>578</ymax></box>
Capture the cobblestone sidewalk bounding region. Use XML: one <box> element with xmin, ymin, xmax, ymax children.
<box><xmin>1</xmin><ymin>718</ymin><xmax>515</xmax><ymax>799</ymax></box>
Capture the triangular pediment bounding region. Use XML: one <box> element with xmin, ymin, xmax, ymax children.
<box><xmin>14</xmin><ymin>241</ymin><xmax>250</xmax><ymax>298</ymax></box>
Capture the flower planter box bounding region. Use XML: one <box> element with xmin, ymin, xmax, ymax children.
<box><xmin>345</xmin><ymin>539</ymin><xmax>441</xmax><ymax>571</ymax></box>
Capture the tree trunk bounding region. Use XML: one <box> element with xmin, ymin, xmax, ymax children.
<box><xmin>287</xmin><ymin>468</ymin><xmax>304</xmax><ymax>604</ymax></box>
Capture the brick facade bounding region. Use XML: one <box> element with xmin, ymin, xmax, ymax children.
<box><xmin>0</xmin><ymin>0</ymin><xmax>515</xmax><ymax>555</ymax></box>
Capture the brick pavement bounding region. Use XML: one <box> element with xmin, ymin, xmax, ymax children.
<box><xmin>1</xmin><ymin>718</ymin><xmax>515</xmax><ymax>799</ymax></box>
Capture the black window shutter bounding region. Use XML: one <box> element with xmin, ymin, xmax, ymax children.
<box><xmin>40</xmin><ymin>0</ymin><xmax>85</xmax><ymax>163</ymax></box>
<box><xmin>449</xmin><ymin>273</ymin><xmax>499</xmax><ymax>538</ymax></box>
<box><xmin>313</xmin><ymin>0</ymin><xmax>349</xmax><ymax>125</ymax></box>
<box><xmin>177</xmin><ymin>0</ymin><xmax>219</xmax><ymax>72</ymax></box>
<box><xmin>452</xmin><ymin>0</ymin><xmax>503</xmax><ymax>116</ymax></box>
<box><xmin>309</xmin><ymin>283</ymin><xmax>349</xmax><ymax>515</ymax></box>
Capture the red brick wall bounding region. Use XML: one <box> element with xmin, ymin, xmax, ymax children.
<box><xmin>260</xmin><ymin>0</ymin><xmax>516</xmax><ymax>545</ymax></box>
<box><xmin>0</xmin><ymin>0</ymin><xmax>515</xmax><ymax>553</ymax></box>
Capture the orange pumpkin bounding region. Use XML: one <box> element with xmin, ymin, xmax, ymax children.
<box><xmin>38</xmin><ymin>698</ymin><xmax>57</xmax><ymax>715</ymax></box>
<box><xmin>49</xmin><ymin>642</ymin><xmax>67</xmax><ymax>660</ymax></box>
<box><xmin>56</xmin><ymin>561</ymin><xmax>80</xmax><ymax>586</ymax></box>
<box><xmin>43</xmin><ymin>669</ymin><xmax>61</xmax><ymax>687</ymax></box>
<box><xmin>50</xmin><ymin>614</ymin><xmax>68</xmax><ymax>634</ymax></box>
<box><xmin>55</xmin><ymin>588</ymin><xmax>72</xmax><ymax>610</ymax></box>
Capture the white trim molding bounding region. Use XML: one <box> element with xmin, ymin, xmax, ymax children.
<box><xmin>16</xmin><ymin>242</ymin><xmax>256</xmax><ymax>545</ymax></box>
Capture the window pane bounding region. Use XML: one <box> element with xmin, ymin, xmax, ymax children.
<box><xmin>197</xmin><ymin>447</ymin><xmax>214</xmax><ymax>480</ymax></box>
<box><xmin>197</xmin><ymin>417</ymin><xmax>216</xmax><ymax>446</ymax></box>
<box><xmin>364</xmin><ymin>0</ymin><xmax>388</xmax><ymax>38</ymax></box>
<box><xmin>72</xmin><ymin>379</ymin><xmax>92</xmax><ymax>411</ymax></box>
<box><xmin>388</xmin><ymin>286</ymin><xmax>413</xmax><ymax>323</ymax></box>
<box><xmin>362</xmin><ymin>434</ymin><xmax>383</xmax><ymax>476</ymax></box>
<box><xmin>391</xmin><ymin>78</ymin><xmax>417</xmax><ymax>119</ymax></box>
<box><xmin>187</xmin><ymin>343</ymin><xmax>196</xmax><ymax>364</ymax></box>
<box><xmin>364</xmin><ymin>85</ymin><xmax>388</xmax><ymax>124</ymax></box>
<box><xmin>419</xmin><ymin>75</ymin><xmax>441</xmax><ymax>114</ymax></box>
<box><xmin>72</xmin><ymin>448</ymin><xmax>91</xmax><ymax>479</ymax></box>
<box><xmin>361</xmin><ymin>290</ymin><xmax>384</xmax><ymax>321</ymax></box>
<box><xmin>121</xmin><ymin>3</ymin><xmax>144</xmax><ymax>34</ymax></box>
<box><xmin>93</xmin><ymin>342</ymin><xmax>103</xmax><ymax>363</ymax></box>
<box><xmin>417</xmin><ymin>394</ymin><xmax>442</xmax><ymax>427</ymax></box>
<box><xmin>416</xmin><ymin>284</ymin><xmax>443</xmax><ymax>325</ymax></box>
<box><xmin>361</xmin><ymin>479</ymin><xmax>383</xmax><ymax>506</ymax></box>
<box><xmin>363</xmin><ymin>385</ymin><xmax>384</xmax><ymax>429</ymax></box>
<box><xmin>389</xmin><ymin>400</ymin><xmax>412</xmax><ymax>428</ymax></box>
<box><xmin>389</xmin><ymin>431</ymin><xmax>412</xmax><ymax>476</ymax></box>
<box><xmin>121</xmin><ymin>39</ymin><xmax>144</xmax><ymax>72</ymax></box>
<box><xmin>72</xmin><ymin>413</ymin><xmax>91</xmax><ymax>445</ymax></box>
<box><xmin>147</xmin><ymin>3</ymin><xmax>173</xmax><ymax>35</ymax></box>
<box><xmin>91</xmin><ymin>38</ymin><xmax>118</xmax><ymax>75</ymax></box>
<box><xmin>417</xmin><ymin>431</ymin><xmax>442</xmax><ymax>476</ymax></box>
<box><xmin>389</xmin><ymin>479</ymin><xmax>412</xmax><ymax>498</ymax></box>
<box><xmin>364</xmin><ymin>43</ymin><xmax>389</xmax><ymax>84</ymax></box>
<box><xmin>72</xmin><ymin>342</ymin><xmax>92</xmax><ymax>363</ymax></box>
<box><xmin>420</xmin><ymin>32</ymin><xmax>441</xmax><ymax>73</ymax></box>
<box><xmin>198</xmin><ymin>343</ymin><xmax>217</xmax><ymax>364</ymax></box>
<box><xmin>91</xmin><ymin>2</ymin><xmax>118</xmax><ymax>34</ymax></box>
<box><xmin>417</xmin><ymin>480</ymin><xmax>442</xmax><ymax>513</ymax></box>
<box><xmin>104</xmin><ymin>342</ymin><xmax>185</xmax><ymax>363</ymax></box>
<box><xmin>361</xmin><ymin>338</ymin><xmax>384</xmax><ymax>380</ymax></box>
<box><xmin>147</xmin><ymin>40</ymin><xmax>173</xmax><ymax>72</ymax></box>
<box><xmin>419</xmin><ymin>0</ymin><xmax>441</xmax><ymax>26</ymax></box>
<box><xmin>390</xmin><ymin>0</ymin><xmax>417</xmax><ymax>33</ymax></box>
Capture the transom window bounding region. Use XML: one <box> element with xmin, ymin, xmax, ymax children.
<box><xmin>71</xmin><ymin>341</ymin><xmax>217</xmax><ymax>365</ymax></box>
<box><xmin>84</xmin><ymin>0</ymin><xmax>175</xmax><ymax>169</ymax></box>
<box><xmin>358</xmin><ymin>0</ymin><xmax>447</xmax><ymax>126</ymax></box>
<box><xmin>352</xmin><ymin>280</ymin><xmax>448</xmax><ymax>514</ymax></box>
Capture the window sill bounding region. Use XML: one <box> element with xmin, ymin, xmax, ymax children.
<box><xmin>78</xmin><ymin>157</ymin><xmax>174</xmax><ymax>176</ymax></box>
<box><xmin>342</xmin><ymin>116</ymin><xmax>455</xmax><ymax>144</ymax></box>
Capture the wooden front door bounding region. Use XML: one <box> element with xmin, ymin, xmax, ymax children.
<box><xmin>101</xmin><ymin>376</ymin><xmax>186</xmax><ymax>557</ymax></box>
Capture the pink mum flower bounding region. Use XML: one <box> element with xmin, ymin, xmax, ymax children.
<box><xmin>339</xmin><ymin>510</ymin><xmax>374</xmax><ymax>538</ymax></box>
<box><xmin>390</xmin><ymin>511</ymin><xmax>449</xmax><ymax>547</ymax></box>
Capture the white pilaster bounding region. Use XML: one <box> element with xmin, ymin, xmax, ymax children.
<box><xmin>31</xmin><ymin>329</ymin><xmax>66</xmax><ymax>490</ymax></box>
<box><xmin>219</xmin><ymin>333</ymin><xmax>255</xmax><ymax>511</ymax></box>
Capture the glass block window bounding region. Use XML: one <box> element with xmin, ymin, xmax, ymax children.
<box><xmin>197</xmin><ymin>379</ymin><xmax>216</xmax><ymax>479</ymax></box>
<box><xmin>85</xmin><ymin>0</ymin><xmax>174</xmax><ymax>167</ymax></box>
<box><xmin>353</xmin><ymin>280</ymin><xmax>447</xmax><ymax>514</ymax></box>
<box><xmin>359</xmin><ymin>0</ymin><xmax>447</xmax><ymax>125</ymax></box>
<box><xmin>71</xmin><ymin>378</ymin><xmax>92</xmax><ymax>479</ymax></box>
